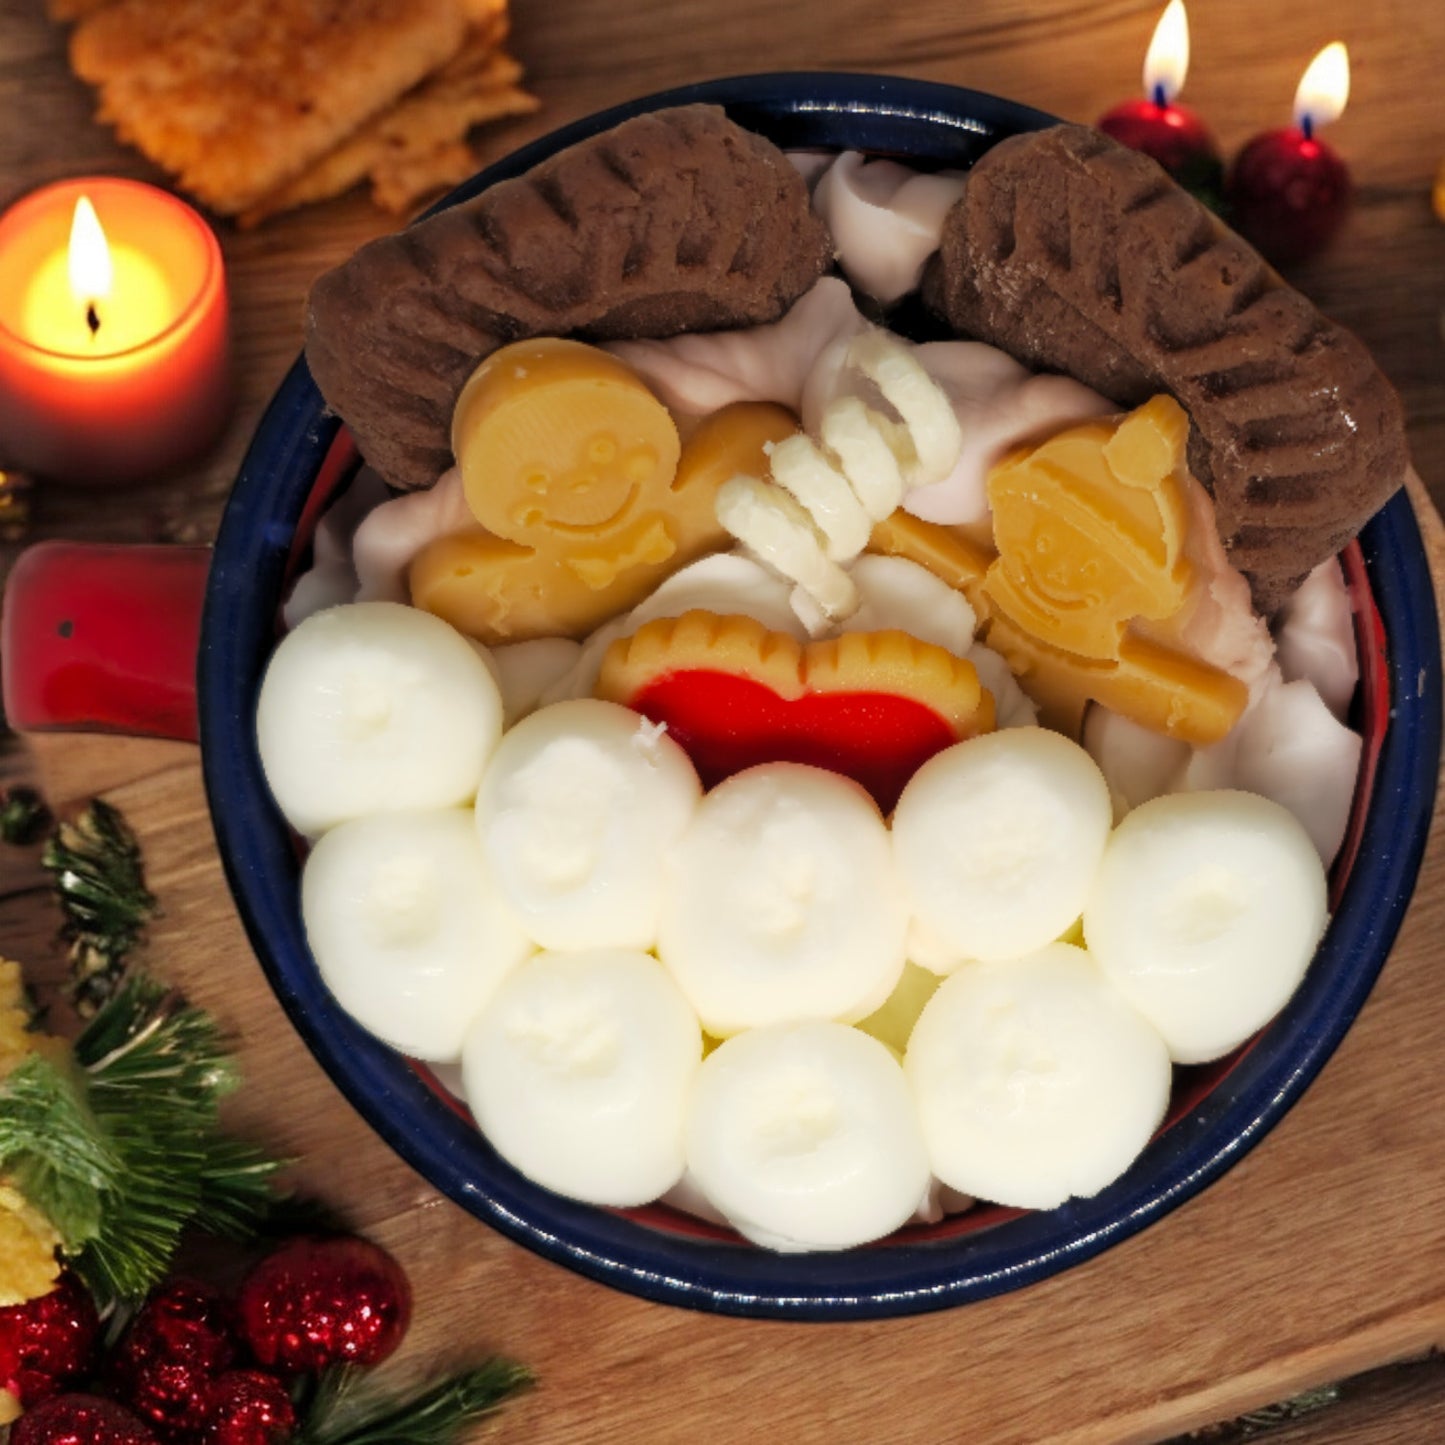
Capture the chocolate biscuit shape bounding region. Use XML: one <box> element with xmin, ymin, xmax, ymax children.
<box><xmin>305</xmin><ymin>105</ymin><xmax>833</xmax><ymax>492</ymax></box>
<box><xmin>924</xmin><ymin>124</ymin><xmax>1408</xmax><ymax>613</ymax></box>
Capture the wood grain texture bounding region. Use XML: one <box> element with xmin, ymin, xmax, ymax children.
<box><xmin>3</xmin><ymin>0</ymin><xmax>1445</xmax><ymax>1438</ymax></box>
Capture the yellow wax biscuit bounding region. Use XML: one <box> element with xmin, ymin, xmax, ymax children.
<box><xmin>983</xmin><ymin>395</ymin><xmax>1193</xmax><ymax>662</ymax></box>
<box><xmin>409</xmin><ymin>523</ymin><xmax>681</xmax><ymax>642</ymax></box>
<box><xmin>986</xmin><ymin>613</ymin><xmax>1247</xmax><ymax>746</ymax></box>
<box><xmin>867</xmin><ymin>509</ymin><xmax>993</xmax><ymax>611</ymax></box>
<box><xmin>420</xmin><ymin>341</ymin><xmax>795</xmax><ymax>641</ymax></box>
<box><xmin>673</xmin><ymin>400</ymin><xmax>799</xmax><ymax>511</ymax></box>
<box><xmin>454</xmin><ymin>337</ymin><xmax>683</xmax><ymax>537</ymax></box>
<box><xmin>871</xmin><ymin>398</ymin><xmax>1248</xmax><ymax>746</ymax></box>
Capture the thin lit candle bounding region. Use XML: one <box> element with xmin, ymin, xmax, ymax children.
<box><xmin>1227</xmin><ymin>44</ymin><xmax>1353</xmax><ymax>266</ymax></box>
<box><xmin>1097</xmin><ymin>1</ymin><xmax>1223</xmax><ymax>198</ymax></box>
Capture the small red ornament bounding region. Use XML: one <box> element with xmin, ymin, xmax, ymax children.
<box><xmin>10</xmin><ymin>1393</ymin><xmax>158</xmax><ymax>1445</ymax></box>
<box><xmin>110</xmin><ymin>1280</ymin><xmax>240</xmax><ymax>1441</ymax></box>
<box><xmin>113</xmin><ymin>1359</ymin><xmax>218</xmax><ymax>1441</ymax></box>
<box><xmin>204</xmin><ymin>1369</ymin><xmax>297</xmax><ymax>1445</ymax></box>
<box><xmin>238</xmin><ymin>1236</ymin><xmax>412</xmax><ymax>1373</ymax></box>
<box><xmin>1226</xmin><ymin>127</ymin><xmax>1351</xmax><ymax>266</ymax></box>
<box><xmin>0</xmin><ymin>1273</ymin><xmax>101</xmax><ymax>1407</ymax></box>
<box><xmin>115</xmin><ymin>1278</ymin><xmax>239</xmax><ymax>1376</ymax></box>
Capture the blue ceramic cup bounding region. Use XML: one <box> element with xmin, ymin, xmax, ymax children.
<box><xmin>13</xmin><ymin>74</ymin><xmax>1437</xmax><ymax>1321</ymax></box>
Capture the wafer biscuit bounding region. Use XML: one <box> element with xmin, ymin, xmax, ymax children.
<box><xmin>70</xmin><ymin>0</ymin><xmax>479</xmax><ymax>214</ymax></box>
<box><xmin>367</xmin><ymin>99</ymin><xmax>534</xmax><ymax>213</ymax></box>
<box><xmin>239</xmin><ymin>38</ymin><xmax>536</xmax><ymax>225</ymax></box>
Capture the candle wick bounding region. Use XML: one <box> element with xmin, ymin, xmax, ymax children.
<box><xmin>85</xmin><ymin>303</ymin><xmax>101</xmax><ymax>338</ymax></box>
<box><xmin>1301</xmin><ymin>113</ymin><xmax>1314</xmax><ymax>141</ymax></box>
<box><xmin>1151</xmin><ymin>82</ymin><xmax>1167</xmax><ymax>108</ymax></box>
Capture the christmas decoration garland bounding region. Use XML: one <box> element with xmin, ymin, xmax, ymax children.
<box><xmin>0</xmin><ymin>798</ymin><xmax>531</xmax><ymax>1443</ymax></box>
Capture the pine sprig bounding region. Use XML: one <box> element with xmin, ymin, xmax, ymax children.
<box><xmin>42</xmin><ymin>799</ymin><xmax>158</xmax><ymax>1014</ymax></box>
<box><xmin>0</xmin><ymin>1053</ymin><xmax>118</xmax><ymax>1251</ymax></box>
<box><xmin>297</xmin><ymin>1361</ymin><xmax>534</xmax><ymax>1445</ymax></box>
<box><xmin>0</xmin><ymin>975</ymin><xmax>287</xmax><ymax>1309</ymax></box>
<box><xmin>69</xmin><ymin>977</ymin><xmax>286</xmax><ymax>1305</ymax></box>
<box><xmin>75</xmin><ymin>974</ymin><xmax>238</xmax><ymax>1091</ymax></box>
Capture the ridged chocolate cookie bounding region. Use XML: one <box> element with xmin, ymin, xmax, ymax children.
<box><xmin>923</xmin><ymin>124</ymin><xmax>1407</xmax><ymax>613</ymax></box>
<box><xmin>305</xmin><ymin>105</ymin><xmax>833</xmax><ymax>493</ymax></box>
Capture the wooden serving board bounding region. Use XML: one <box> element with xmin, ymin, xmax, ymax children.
<box><xmin>13</xmin><ymin>473</ymin><xmax>1445</xmax><ymax>1445</ymax></box>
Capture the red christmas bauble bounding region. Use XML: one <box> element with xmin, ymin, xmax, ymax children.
<box><xmin>0</xmin><ymin>1273</ymin><xmax>101</xmax><ymax>1407</ymax></box>
<box><xmin>1225</xmin><ymin>128</ymin><xmax>1352</xmax><ymax>266</ymax></box>
<box><xmin>110</xmin><ymin>1280</ymin><xmax>240</xmax><ymax>1440</ymax></box>
<box><xmin>113</xmin><ymin>1359</ymin><xmax>217</xmax><ymax>1441</ymax></box>
<box><xmin>114</xmin><ymin>1278</ymin><xmax>239</xmax><ymax>1377</ymax></box>
<box><xmin>10</xmin><ymin>1393</ymin><xmax>158</xmax><ymax>1445</ymax></box>
<box><xmin>237</xmin><ymin>1236</ymin><xmax>412</xmax><ymax>1373</ymax></box>
<box><xmin>204</xmin><ymin>1369</ymin><xmax>297</xmax><ymax>1445</ymax></box>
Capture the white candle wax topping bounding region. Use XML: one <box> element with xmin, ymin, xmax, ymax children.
<box><xmin>1294</xmin><ymin>42</ymin><xmax>1350</xmax><ymax>136</ymax></box>
<box><xmin>1143</xmin><ymin>0</ymin><xmax>1190</xmax><ymax>107</ymax></box>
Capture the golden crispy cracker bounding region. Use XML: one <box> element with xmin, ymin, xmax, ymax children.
<box><xmin>239</xmin><ymin>42</ymin><xmax>535</xmax><ymax>226</ymax></box>
<box><xmin>369</xmin><ymin>88</ymin><xmax>539</xmax><ymax>212</ymax></box>
<box><xmin>70</xmin><ymin>0</ymin><xmax>477</xmax><ymax>214</ymax></box>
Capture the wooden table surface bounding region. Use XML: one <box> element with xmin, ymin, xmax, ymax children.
<box><xmin>3</xmin><ymin>1</ymin><xmax>1445</xmax><ymax>1441</ymax></box>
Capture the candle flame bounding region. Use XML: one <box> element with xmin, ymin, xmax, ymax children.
<box><xmin>68</xmin><ymin>195</ymin><xmax>113</xmax><ymax>312</ymax></box>
<box><xmin>1143</xmin><ymin>0</ymin><xmax>1190</xmax><ymax>106</ymax></box>
<box><xmin>1294</xmin><ymin>42</ymin><xmax>1350</xmax><ymax>134</ymax></box>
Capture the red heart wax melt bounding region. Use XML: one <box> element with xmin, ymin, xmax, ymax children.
<box><xmin>595</xmin><ymin>611</ymin><xmax>995</xmax><ymax>811</ymax></box>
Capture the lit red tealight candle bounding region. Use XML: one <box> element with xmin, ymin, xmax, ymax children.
<box><xmin>1226</xmin><ymin>43</ymin><xmax>1352</xmax><ymax>267</ymax></box>
<box><xmin>1097</xmin><ymin>0</ymin><xmax>1224</xmax><ymax>199</ymax></box>
<box><xmin>0</xmin><ymin>178</ymin><xmax>230</xmax><ymax>485</ymax></box>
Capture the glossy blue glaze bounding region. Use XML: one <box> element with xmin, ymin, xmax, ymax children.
<box><xmin>199</xmin><ymin>73</ymin><xmax>1442</xmax><ymax>1320</ymax></box>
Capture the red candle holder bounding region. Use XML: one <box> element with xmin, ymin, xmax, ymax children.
<box><xmin>0</xmin><ymin>179</ymin><xmax>231</xmax><ymax>486</ymax></box>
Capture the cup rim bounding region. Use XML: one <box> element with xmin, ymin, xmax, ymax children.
<box><xmin>200</xmin><ymin>72</ymin><xmax>1443</xmax><ymax>1320</ymax></box>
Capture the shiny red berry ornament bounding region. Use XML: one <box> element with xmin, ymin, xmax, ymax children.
<box><xmin>204</xmin><ymin>1369</ymin><xmax>297</xmax><ymax>1445</ymax></box>
<box><xmin>115</xmin><ymin>1278</ymin><xmax>239</xmax><ymax>1377</ymax></box>
<box><xmin>10</xmin><ymin>1393</ymin><xmax>159</xmax><ymax>1445</ymax></box>
<box><xmin>114</xmin><ymin>1359</ymin><xmax>217</xmax><ymax>1442</ymax></box>
<box><xmin>238</xmin><ymin>1236</ymin><xmax>413</xmax><ymax>1373</ymax></box>
<box><xmin>0</xmin><ymin>1273</ymin><xmax>101</xmax><ymax>1407</ymax></box>
<box><xmin>110</xmin><ymin>1280</ymin><xmax>240</xmax><ymax>1440</ymax></box>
